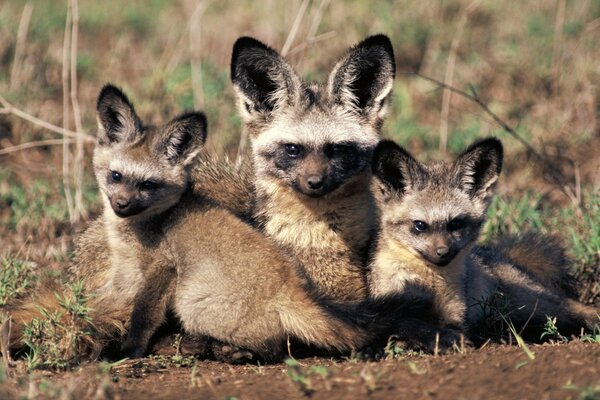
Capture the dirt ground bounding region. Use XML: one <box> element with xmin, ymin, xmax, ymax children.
<box><xmin>2</xmin><ymin>341</ymin><xmax>599</xmax><ymax>400</ymax></box>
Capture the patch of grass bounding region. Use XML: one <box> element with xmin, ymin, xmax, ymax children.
<box><xmin>0</xmin><ymin>255</ymin><xmax>36</xmax><ymax>306</ymax></box>
<box><xmin>564</xmin><ymin>381</ymin><xmax>600</xmax><ymax>400</ymax></box>
<box><xmin>21</xmin><ymin>280</ymin><xmax>93</xmax><ymax>371</ymax></box>
<box><xmin>0</xmin><ymin>174</ymin><xmax>68</xmax><ymax>230</ymax></box>
<box><xmin>481</xmin><ymin>193</ymin><xmax>545</xmax><ymax>241</ymax></box>
<box><xmin>540</xmin><ymin>316</ymin><xmax>568</xmax><ymax>343</ymax></box>
<box><xmin>285</xmin><ymin>357</ymin><xmax>329</xmax><ymax>395</ymax></box>
<box><xmin>581</xmin><ymin>318</ymin><xmax>600</xmax><ymax>344</ymax></box>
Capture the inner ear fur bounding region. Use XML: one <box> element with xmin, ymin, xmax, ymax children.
<box><xmin>327</xmin><ymin>34</ymin><xmax>396</xmax><ymax>122</ymax></box>
<box><xmin>96</xmin><ymin>84</ymin><xmax>143</xmax><ymax>145</ymax></box>
<box><xmin>373</xmin><ymin>140</ymin><xmax>423</xmax><ymax>198</ymax></box>
<box><xmin>230</xmin><ymin>37</ymin><xmax>302</xmax><ymax>119</ymax></box>
<box><xmin>452</xmin><ymin>137</ymin><xmax>503</xmax><ymax>200</ymax></box>
<box><xmin>161</xmin><ymin>112</ymin><xmax>208</xmax><ymax>166</ymax></box>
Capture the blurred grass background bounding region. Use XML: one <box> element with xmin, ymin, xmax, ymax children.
<box><xmin>0</xmin><ymin>0</ymin><xmax>598</xmax><ymax>303</ymax></box>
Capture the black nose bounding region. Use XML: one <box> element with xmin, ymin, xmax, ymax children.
<box><xmin>307</xmin><ymin>175</ymin><xmax>324</xmax><ymax>190</ymax></box>
<box><xmin>436</xmin><ymin>246</ymin><xmax>449</xmax><ymax>257</ymax></box>
<box><xmin>116</xmin><ymin>199</ymin><xmax>130</xmax><ymax>209</ymax></box>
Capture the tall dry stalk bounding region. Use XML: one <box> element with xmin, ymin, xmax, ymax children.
<box><xmin>439</xmin><ymin>0</ymin><xmax>480</xmax><ymax>154</ymax></box>
<box><xmin>9</xmin><ymin>2</ymin><xmax>33</xmax><ymax>91</ymax></box>
<box><xmin>288</xmin><ymin>0</ymin><xmax>335</xmax><ymax>58</ymax></box>
<box><xmin>189</xmin><ymin>1</ymin><xmax>210</xmax><ymax>110</ymax></box>
<box><xmin>281</xmin><ymin>0</ymin><xmax>309</xmax><ymax>57</ymax></box>
<box><xmin>551</xmin><ymin>0</ymin><xmax>566</xmax><ymax>89</ymax></box>
<box><xmin>62</xmin><ymin>1</ymin><xmax>75</xmax><ymax>223</ymax></box>
<box><xmin>69</xmin><ymin>0</ymin><xmax>87</xmax><ymax>222</ymax></box>
<box><xmin>0</xmin><ymin>95</ymin><xmax>89</xmax><ymax>140</ymax></box>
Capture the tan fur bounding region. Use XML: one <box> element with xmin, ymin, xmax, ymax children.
<box><xmin>255</xmin><ymin>174</ymin><xmax>375</xmax><ymax>300</ymax></box>
<box><xmin>370</xmin><ymin>138</ymin><xmax>599</xmax><ymax>342</ymax></box>
<box><xmin>370</xmin><ymin>238</ymin><xmax>477</xmax><ymax>329</ymax></box>
<box><xmin>170</xmin><ymin>195</ymin><xmax>374</xmax><ymax>357</ymax></box>
<box><xmin>231</xmin><ymin>36</ymin><xmax>397</xmax><ymax>301</ymax></box>
<box><xmin>191</xmin><ymin>152</ymin><xmax>255</xmax><ymax>219</ymax></box>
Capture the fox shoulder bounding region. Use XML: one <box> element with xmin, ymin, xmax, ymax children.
<box><xmin>191</xmin><ymin>153</ymin><xmax>255</xmax><ymax>220</ymax></box>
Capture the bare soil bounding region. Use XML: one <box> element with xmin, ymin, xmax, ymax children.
<box><xmin>2</xmin><ymin>341</ymin><xmax>599</xmax><ymax>400</ymax></box>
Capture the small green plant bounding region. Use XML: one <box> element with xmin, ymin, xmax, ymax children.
<box><xmin>564</xmin><ymin>381</ymin><xmax>600</xmax><ymax>400</ymax></box>
<box><xmin>406</xmin><ymin>361</ymin><xmax>427</xmax><ymax>375</ymax></box>
<box><xmin>21</xmin><ymin>280</ymin><xmax>93</xmax><ymax>370</ymax></box>
<box><xmin>190</xmin><ymin>361</ymin><xmax>199</xmax><ymax>387</ymax></box>
<box><xmin>285</xmin><ymin>358</ymin><xmax>329</xmax><ymax>395</ymax></box>
<box><xmin>581</xmin><ymin>317</ymin><xmax>600</xmax><ymax>344</ymax></box>
<box><xmin>540</xmin><ymin>316</ymin><xmax>568</xmax><ymax>343</ymax></box>
<box><xmin>382</xmin><ymin>336</ymin><xmax>422</xmax><ymax>359</ymax></box>
<box><xmin>0</xmin><ymin>256</ymin><xmax>36</xmax><ymax>306</ymax></box>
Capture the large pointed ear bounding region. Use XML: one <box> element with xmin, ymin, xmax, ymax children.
<box><xmin>373</xmin><ymin>140</ymin><xmax>424</xmax><ymax>199</ymax></box>
<box><xmin>328</xmin><ymin>34</ymin><xmax>395</xmax><ymax>124</ymax></box>
<box><xmin>452</xmin><ymin>137</ymin><xmax>503</xmax><ymax>202</ymax></box>
<box><xmin>230</xmin><ymin>37</ymin><xmax>303</xmax><ymax>122</ymax></box>
<box><xmin>96</xmin><ymin>84</ymin><xmax>143</xmax><ymax>145</ymax></box>
<box><xmin>160</xmin><ymin>112</ymin><xmax>207</xmax><ymax>167</ymax></box>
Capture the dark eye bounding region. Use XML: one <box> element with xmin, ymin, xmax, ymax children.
<box><xmin>332</xmin><ymin>144</ymin><xmax>353</xmax><ymax>155</ymax></box>
<box><xmin>413</xmin><ymin>220</ymin><xmax>428</xmax><ymax>232</ymax></box>
<box><xmin>111</xmin><ymin>171</ymin><xmax>122</xmax><ymax>182</ymax></box>
<box><xmin>285</xmin><ymin>144</ymin><xmax>302</xmax><ymax>158</ymax></box>
<box><xmin>140</xmin><ymin>181</ymin><xmax>157</xmax><ymax>190</ymax></box>
<box><xmin>448</xmin><ymin>218</ymin><xmax>465</xmax><ymax>231</ymax></box>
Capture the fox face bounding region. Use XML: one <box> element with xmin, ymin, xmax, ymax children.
<box><xmin>94</xmin><ymin>85</ymin><xmax>207</xmax><ymax>218</ymax></box>
<box><xmin>231</xmin><ymin>35</ymin><xmax>395</xmax><ymax>198</ymax></box>
<box><xmin>373</xmin><ymin>138</ymin><xmax>503</xmax><ymax>267</ymax></box>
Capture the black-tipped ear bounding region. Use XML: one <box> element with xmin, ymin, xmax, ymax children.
<box><xmin>373</xmin><ymin>140</ymin><xmax>423</xmax><ymax>198</ymax></box>
<box><xmin>230</xmin><ymin>37</ymin><xmax>302</xmax><ymax>121</ymax></box>
<box><xmin>328</xmin><ymin>34</ymin><xmax>395</xmax><ymax>123</ymax></box>
<box><xmin>452</xmin><ymin>137</ymin><xmax>503</xmax><ymax>201</ymax></box>
<box><xmin>96</xmin><ymin>84</ymin><xmax>143</xmax><ymax>145</ymax></box>
<box><xmin>161</xmin><ymin>112</ymin><xmax>207</xmax><ymax>166</ymax></box>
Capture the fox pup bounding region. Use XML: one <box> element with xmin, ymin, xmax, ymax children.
<box><xmin>88</xmin><ymin>85</ymin><xmax>429</xmax><ymax>359</ymax></box>
<box><xmin>230</xmin><ymin>35</ymin><xmax>396</xmax><ymax>301</ymax></box>
<box><xmin>6</xmin><ymin>85</ymin><xmax>203</xmax><ymax>357</ymax></box>
<box><xmin>369</xmin><ymin>137</ymin><xmax>598</xmax><ymax>341</ymax></box>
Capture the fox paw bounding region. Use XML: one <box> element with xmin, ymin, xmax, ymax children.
<box><xmin>211</xmin><ymin>342</ymin><xmax>256</xmax><ymax>364</ymax></box>
<box><xmin>120</xmin><ymin>341</ymin><xmax>146</xmax><ymax>359</ymax></box>
<box><xmin>389</xmin><ymin>328</ymin><xmax>471</xmax><ymax>355</ymax></box>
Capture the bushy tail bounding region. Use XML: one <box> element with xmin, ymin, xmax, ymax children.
<box><xmin>191</xmin><ymin>152</ymin><xmax>255</xmax><ymax>220</ymax></box>
<box><xmin>5</xmin><ymin>282</ymin><xmax>128</xmax><ymax>361</ymax></box>
<box><xmin>494</xmin><ymin>231</ymin><xmax>578</xmax><ymax>297</ymax></box>
<box><xmin>279</xmin><ymin>286</ymin><xmax>433</xmax><ymax>352</ymax></box>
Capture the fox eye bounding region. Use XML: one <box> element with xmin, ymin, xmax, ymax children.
<box><xmin>413</xmin><ymin>220</ymin><xmax>428</xmax><ymax>232</ymax></box>
<box><xmin>331</xmin><ymin>144</ymin><xmax>354</xmax><ymax>156</ymax></box>
<box><xmin>448</xmin><ymin>218</ymin><xmax>465</xmax><ymax>231</ymax></box>
<box><xmin>111</xmin><ymin>171</ymin><xmax>122</xmax><ymax>182</ymax></box>
<box><xmin>140</xmin><ymin>181</ymin><xmax>157</xmax><ymax>190</ymax></box>
<box><xmin>284</xmin><ymin>144</ymin><xmax>302</xmax><ymax>158</ymax></box>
